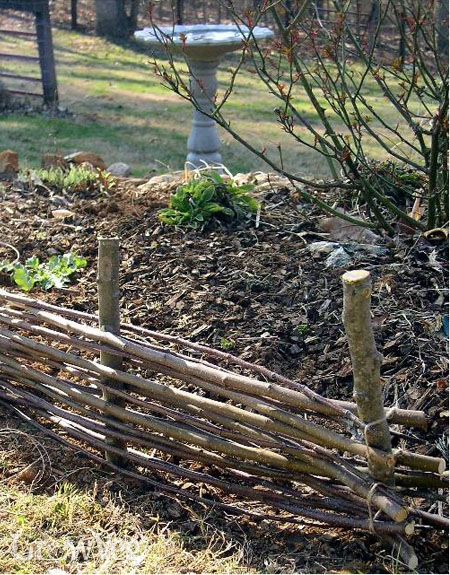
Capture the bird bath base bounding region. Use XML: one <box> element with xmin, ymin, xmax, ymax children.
<box><xmin>135</xmin><ymin>24</ymin><xmax>274</xmax><ymax>169</ymax></box>
<box><xmin>185</xmin><ymin>59</ymin><xmax>222</xmax><ymax>169</ymax></box>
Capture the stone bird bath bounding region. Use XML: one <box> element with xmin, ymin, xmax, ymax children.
<box><xmin>135</xmin><ymin>24</ymin><xmax>274</xmax><ymax>168</ymax></box>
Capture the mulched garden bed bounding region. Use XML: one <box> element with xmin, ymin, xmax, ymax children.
<box><xmin>0</xmin><ymin>172</ymin><xmax>448</xmax><ymax>573</ymax></box>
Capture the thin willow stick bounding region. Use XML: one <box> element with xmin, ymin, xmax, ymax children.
<box><xmin>0</xmin><ymin>328</ymin><xmax>376</xmax><ymax>459</ymax></box>
<box><xmin>131</xmin><ymin>355</ymin><xmax>444</xmax><ymax>474</ymax></box>
<box><xmin>0</xmin><ymin>371</ymin><xmax>443</xmax><ymax>490</ymax></box>
<box><xmin>7</xmin><ymin>389</ymin><xmax>378</xmax><ymax>519</ymax></box>
<box><xmin>383</xmin><ymin>535</ymin><xmax>419</xmax><ymax>571</ymax></box>
<box><xmin>0</xmin><ymin>289</ymin><xmax>427</xmax><ymax>428</ymax></box>
<box><xmin>0</xmin><ymin>326</ymin><xmax>443</xmax><ymax>475</ymax></box>
<box><xmin>3</xmin><ymin>397</ymin><xmax>415</xmax><ymax>537</ymax></box>
<box><xmin>26</xmin><ymin>404</ymin><xmax>413</xmax><ymax>535</ymax></box>
<box><xmin>0</xmin><ymin>378</ymin><xmax>293</xmax><ymax>481</ymax></box>
<box><xmin>0</xmin><ymin>351</ymin><xmax>410</xmax><ymax>523</ymax></box>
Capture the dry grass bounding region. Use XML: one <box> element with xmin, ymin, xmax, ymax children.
<box><xmin>0</xmin><ymin>426</ymin><xmax>255</xmax><ymax>575</ymax></box>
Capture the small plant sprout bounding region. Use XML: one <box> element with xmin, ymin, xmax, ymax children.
<box><xmin>34</xmin><ymin>165</ymin><xmax>116</xmax><ymax>195</ymax></box>
<box><xmin>296</xmin><ymin>324</ymin><xmax>310</xmax><ymax>337</ymax></box>
<box><xmin>220</xmin><ymin>337</ymin><xmax>236</xmax><ymax>351</ymax></box>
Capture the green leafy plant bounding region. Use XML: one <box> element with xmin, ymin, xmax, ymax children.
<box><xmin>0</xmin><ymin>253</ymin><xmax>87</xmax><ymax>292</ymax></box>
<box><xmin>158</xmin><ymin>171</ymin><xmax>258</xmax><ymax>229</ymax></box>
<box><xmin>296</xmin><ymin>324</ymin><xmax>310</xmax><ymax>337</ymax></box>
<box><xmin>220</xmin><ymin>337</ymin><xmax>236</xmax><ymax>351</ymax></box>
<box><xmin>35</xmin><ymin>165</ymin><xmax>115</xmax><ymax>195</ymax></box>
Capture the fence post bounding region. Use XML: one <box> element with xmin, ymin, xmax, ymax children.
<box><xmin>97</xmin><ymin>237</ymin><xmax>127</xmax><ymax>466</ymax></box>
<box><xmin>342</xmin><ymin>270</ymin><xmax>395</xmax><ymax>485</ymax></box>
<box><xmin>176</xmin><ymin>0</ymin><xmax>184</xmax><ymax>25</ymax></box>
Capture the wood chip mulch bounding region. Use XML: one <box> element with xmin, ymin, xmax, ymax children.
<box><xmin>0</xmin><ymin>172</ymin><xmax>448</xmax><ymax>573</ymax></box>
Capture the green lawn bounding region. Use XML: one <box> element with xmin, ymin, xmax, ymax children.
<box><xmin>1</xmin><ymin>28</ymin><xmax>419</xmax><ymax>178</ymax></box>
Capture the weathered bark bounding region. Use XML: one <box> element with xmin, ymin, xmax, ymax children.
<box><xmin>97</xmin><ymin>237</ymin><xmax>126</xmax><ymax>466</ymax></box>
<box><xmin>434</xmin><ymin>0</ymin><xmax>449</xmax><ymax>56</ymax></box>
<box><xmin>342</xmin><ymin>270</ymin><xmax>395</xmax><ymax>485</ymax></box>
<box><xmin>95</xmin><ymin>0</ymin><xmax>128</xmax><ymax>39</ymax></box>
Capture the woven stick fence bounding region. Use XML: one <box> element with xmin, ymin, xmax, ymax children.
<box><xmin>0</xmin><ymin>240</ymin><xmax>447</xmax><ymax>569</ymax></box>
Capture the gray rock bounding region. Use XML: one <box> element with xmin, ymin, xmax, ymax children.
<box><xmin>309</xmin><ymin>241</ymin><xmax>389</xmax><ymax>262</ymax></box>
<box><xmin>325</xmin><ymin>247</ymin><xmax>352</xmax><ymax>269</ymax></box>
<box><xmin>148</xmin><ymin>173</ymin><xmax>176</xmax><ymax>185</ymax></box>
<box><xmin>289</xmin><ymin>344</ymin><xmax>302</xmax><ymax>355</ymax></box>
<box><xmin>342</xmin><ymin>242</ymin><xmax>389</xmax><ymax>257</ymax></box>
<box><xmin>107</xmin><ymin>162</ymin><xmax>131</xmax><ymax>177</ymax></box>
<box><xmin>308</xmin><ymin>241</ymin><xmax>340</xmax><ymax>255</ymax></box>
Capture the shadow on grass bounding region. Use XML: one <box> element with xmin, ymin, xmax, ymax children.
<box><xmin>0</xmin><ymin>111</ymin><xmax>189</xmax><ymax>173</ymax></box>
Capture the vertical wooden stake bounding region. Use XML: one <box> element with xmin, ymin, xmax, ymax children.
<box><xmin>342</xmin><ymin>270</ymin><xmax>395</xmax><ymax>485</ymax></box>
<box><xmin>97</xmin><ymin>237</ymin><xmax>126</xmax><ymax>466</ymax></box>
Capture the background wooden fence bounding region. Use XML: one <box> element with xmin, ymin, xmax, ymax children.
<box><xmin>0</xmin><ymin>0</ymin><xmax>58</xmax><ymax>104</ymax></box>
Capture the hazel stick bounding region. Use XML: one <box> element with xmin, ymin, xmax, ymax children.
<box><xmin>0</xmin><ymin>326</ymin><xmax>443</xmax><ymax>474</ymax></box>
<box><xmin>97</xmin><ymin>237</ymin><xmax>127</xmax><ymax>466</ymax></box>
<box><xmin>29</xmin><ymin>405</ymin><xmax>413</xmax><ymax>535</ymax></box>
<box><xmin>0</xmin><ymin>369</ymin><xmax>443</xmax><ymax>490</ymax></box>
<box><xmin>3</xmin><ymin>395</ymin><xmax>414</xmax><ymax>536</ymax></box>
<box><xmin>0</xmin><ymin>351</ymin><xmax>410</xmax><ymax>522</ymax></box>
<box><xmin>342</xmin><ymin>270</ymin><xmax>395</xmax><ymax>485</ymax></box>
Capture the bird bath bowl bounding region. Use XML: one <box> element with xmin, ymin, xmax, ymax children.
<box><xmin>135</xmin><ymin>24</ymin><xmax>274</xmax><ymax>168</ymax></box>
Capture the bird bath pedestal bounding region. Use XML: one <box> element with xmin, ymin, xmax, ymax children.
<box><xmin>135</xmin><ymin>24</ymin><xmax>273</xmax><ymax>169</ymax></box>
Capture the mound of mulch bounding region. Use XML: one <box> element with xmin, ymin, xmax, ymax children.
<box><xmin>0</xmin><ymin>172</ymin><xmax>448</xmax><ymax>573</ymax></box>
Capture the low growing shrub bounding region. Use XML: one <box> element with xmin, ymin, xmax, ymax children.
<box><xmin>35</xmin><ymin>165</ymin><xmax>115</xmax><ymax>195</ymax></box>
<box><xmin>0</xmin><ymin>253</ymin><xmax>87</xmax><ymax>291</ymax></box>
<box><xmin>158</xmin><ymin>171</ymin><xmax>258</xmax><ymax>229</ymax></box>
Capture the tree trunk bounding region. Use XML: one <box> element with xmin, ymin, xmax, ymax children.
<box><xmin>35</xmin><ymin>3</ymin><xmax>58</xmax><ymax>107</ymax></box>
<box><xmin>127</xmin><ymin>0</ymin><xmax>140</xmax><ymax>34</ymax></box>
<box><xmin>95</xmin><ymin>0</ymin><xmax>128</xmax><ymax>39</ymax></box>
<box><xmin>71</xmin><ymin>0</ymin><xmax>78</xmax><ymax>30</ymax></box>
<box><xmin>434</xmin><ymin>0</ymin><xmax>449</xmax><ymax>56</ymax></box>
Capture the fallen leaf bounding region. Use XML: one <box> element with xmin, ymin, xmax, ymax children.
<box><xmin>52</xmin><ymin>209</ymin><xmax>74</xmax><ymax>218</ymax></box>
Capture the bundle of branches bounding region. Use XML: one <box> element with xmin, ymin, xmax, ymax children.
<box><xmin>0</xmin><ymin>288</ymin><xmax>447</xmax><ymax>569</ymax></box>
